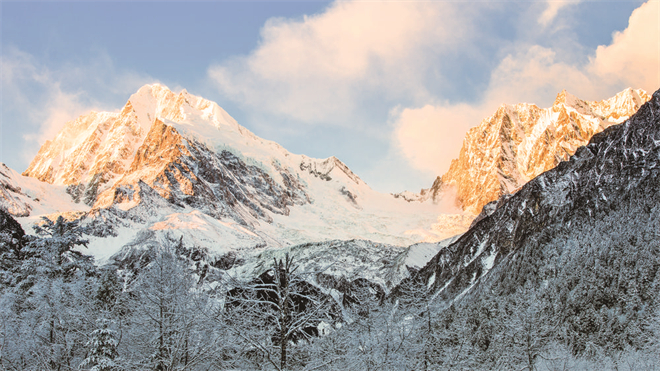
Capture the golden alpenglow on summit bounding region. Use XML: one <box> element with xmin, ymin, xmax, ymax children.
<box><xmin>1</xmin><ymin>1</ymin><xmax>659</xmax><ymax>370</ymax></box>
<box><xmin>433</xmin><ymin>88</ymin><xmax>651</xmax><ymax>214</ymax></box>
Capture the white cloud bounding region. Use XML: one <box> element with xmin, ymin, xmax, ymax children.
<box><xmin>538</xmin><ymin>1</ymin><xmax>577</xmax><ymax>27</ymax></box>
<box><xmin>393</xmin><ymin>0</ymin><xmax>659</xmax><ymax>177</ymax></box>
<box><xmin>208</xmin><ymin>1</ymin><xmax>471</xmax><ymax>125</ymax></box>
<box><xmin>589</xmin><ymin>0</ymin><xmax>660</xmax><ymax>94</ymax></box>
<box><xmin>488</xmin><ymin>46</ymin><xmax>595</xmax><ymax>103</ymax></box>
<box><xmin>393</xmin><ymin>103</ymin><xmax>485</xmax><ymax>177</ymax></box>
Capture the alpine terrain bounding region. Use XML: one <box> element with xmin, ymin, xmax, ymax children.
<box><xmin>3</xmin><ymin>84</ymin><xmax>469</xmax><ymax>262</ymax></box>
<box><xmin>1</xmin><ymin>85</ymin><xmax>659</xmax><ymax>370</ymax></box>
<box><xmin>392</xmin><ymin>87</ymin><xmax>660</xmax><ymax>368</ymax></box>
<box><xmin>418</xmin><ymin>88</ymin><xmax>651</xmax><ymax>214</ymax></box>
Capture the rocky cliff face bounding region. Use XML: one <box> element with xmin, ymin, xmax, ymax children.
<box><xmin>19</xmin><ymin>84</ymin><xmax>362</xmax><ymax>228</ymax></box>
<box><xmin>398</xmin><ymin>88</ymin><xmax>660</xmax><ymax>306</ymax></box>
<box><xmin>23</xmin><ymin>84</ymin><xmax>258</xmax><ymax>207</ymax></box>
<box><xmin>432</xmin><ymin>88</ymin><xmax>650</xmax><ymax>214</ymax></box>
<box><xmin>9</xmin><ymin>84</ymin><xmax>457</xmax><ymax>263</ymax></box>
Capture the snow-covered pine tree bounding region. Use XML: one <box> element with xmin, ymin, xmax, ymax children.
<box><xmin>0</xmin><ymin>214</ymin><xmax>98</xmax><ymax>370</ymax></box>
<box><xmin>121</xmin><ymin>242</ymin><xmax>219</xmax><ymax>370</ymax></box>
<box><xmin>222</xmin><ymin>253</ymin><xmax>331</xmax><ymax>370</ymax></box>
<box><xmin>17</xmin><ymin>215</ymin><xmax>93</xmax><ymax>291</ymax></box>
<box><xmin>80</xmin><ymin>319</ymin><xmax>120</xmax><ymax>371</ymax></box>
<box><xmin>0</xmin><ymin>209</ymin><xmax>26</xmax><ymax>289</ymax></box>
<box><xmin>95</xmin><ymin>266</ymin><xmax>121</xmax><ymax>312</ymax></box>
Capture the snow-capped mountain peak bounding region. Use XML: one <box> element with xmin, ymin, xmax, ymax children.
<box><xmin>429</xmin><ymin>87</ymin><xmax>650</xmax><ymax>214</ymax></box>
<box><xmin>23</xmin><ymin>83</ymin><xmax>287</xmax><ymax>205</ymax></box>
<box><xmin>553</xmin><ymin>87</ymin><xmax>649</xmax><ymax>123</ymax></box>
<box><xmin>12</xmin><ymin>84</ymin><xmax>466</xmax><ymax>264</ymax></box>
<box><xmin>128</xmin><ymin>83</ymin><xmax>240</xmax><ymax>133</ymax></box>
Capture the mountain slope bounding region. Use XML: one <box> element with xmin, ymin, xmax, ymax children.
<box><xmin>9</xmin><ymin>84</ymin><xmax>467</xmax><ymax>263</ymax></box>
<box><xmin>399</xmin><ymin>88</ymin><xmax>660</xmax><ymax>321</ymax></box>
<box><xmin>429</xmin><ymin>88</ymin><xmax>650</xmax><ymax>214</ymax></box>
<box><xmin>0</xmin><ymin>163</ymin><xmax>89</xmax><ymax>220</ymax></box>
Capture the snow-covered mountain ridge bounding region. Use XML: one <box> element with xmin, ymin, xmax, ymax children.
<box><xmin>397</xmin><ymin>87</ymin><xmax>660</xmax><ymax>309</ymax></box>
<box><xmin>0</xmin><ymin>163</ymin><xmax>89</xmax><ymax>218</ymax></box>
<box><xmin>421</xmin><ymin>88</ymin><xmax>650</xmax><ymax>214</ymax></box>
<box><xmin>4</xmin><ymin>84</ymin><xmax>468</xmax><ymax>266</ymax></box>
<box><xmin>23</xmin><ymin>84</ymin><xmax>297</xmax><ymax>207</ymax></box>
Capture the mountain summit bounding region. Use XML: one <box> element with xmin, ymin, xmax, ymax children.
<box><xmin>8</xmin><ymin>84</ymin><xmax>462</xmax><ymax>261</ymax></box>
<box><xmin>430</xmin><ymin>88</ymin><xmax>650</xmax><ymax>214</ymax></box>
<box><xmin>22</xmin><ymin>83</ymin><xmax>365</xmax><ymax>218</ymax></box>
<box><xmin>23</xmin><ymin>84</ymin><xmax>303</xmax><ymax>208</ymax></box>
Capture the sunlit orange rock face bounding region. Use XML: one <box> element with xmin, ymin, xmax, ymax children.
<box><xmin>23</xmin><ymin>107</ymin><xmax>146</xmax><ymax>205</ymax></box>
<box><xmin>433</xmin><ymin>88</ymin><xmax>650</xmax><ymax>214</ymax></box>
<box><xmin>20</xmin><ymin>84</ymin><xmax>314</xmax><ymax>225</ymax></box>
<box><xmin>92</xmin><ymin>118</ymin><xmax>195</xmax><ymax>209</ymax></box>
<box><xmin>22</xmin><ymin>84</ymin><xmax>221</xmax><ymax>207</ymax></box>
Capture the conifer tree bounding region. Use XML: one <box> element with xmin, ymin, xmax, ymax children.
<box><xmin>80</xmin><ymin>319</ymin><xmax>120</xmax><ymax>371</ymax></box>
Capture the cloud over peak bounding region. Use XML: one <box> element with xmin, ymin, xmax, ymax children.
<box><xmin>1</xmin><ymin>48</ymin><xmax>155</xmax><ymax>167</ymax></box>
<box><xmin>590</xmin><ymin>0</ymin><xmax>659</xmax><ymax>92</ymax></box>
<box><xmin>393</xmin><ymin>0</ymin><xmax>659</xmax><ymax>178</ymax></box>
<box><xmin>208</xmin><ymin>1</ymin><xmax>472</xmax><ymax>125</ymax></box>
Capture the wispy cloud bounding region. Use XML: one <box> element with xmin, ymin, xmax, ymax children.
<box><xmin>538</xmin><ymin>1</ymin><xmax>578</xmax><ymax>27</ymax></box>
<box><xmin>393</xmin><ymin>0</ymin><xmax>659</xmax><ymax>178</ymax></box>
<box><xmin>1</xmin><ymin>47</ymin><xmax>154</xmax><ymax>167</ymax></box>
<box><xmin>1</xmin><ymin>49</ymin><xmax>92</xmax><ymax>164</ymax></box>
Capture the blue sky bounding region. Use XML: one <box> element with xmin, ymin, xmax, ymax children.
<box><xmin>1</xmin><ymin>1</ymin><xmax>658</xmax><ymax>193</ymax></box>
